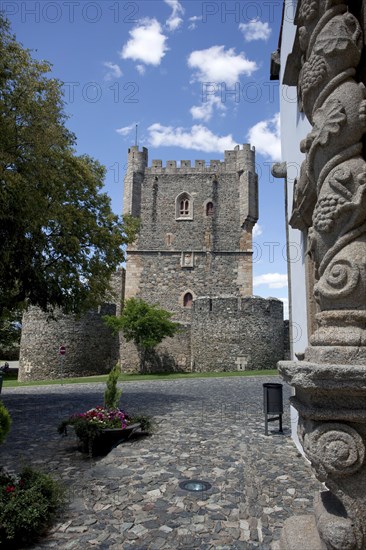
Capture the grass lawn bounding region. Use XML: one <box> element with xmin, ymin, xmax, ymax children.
<box><xmin>2</xmin><ymin>369</ymin><xmax>278</xmax><ymax>388</ymax></box>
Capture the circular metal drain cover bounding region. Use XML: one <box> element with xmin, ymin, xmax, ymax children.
<box><xmin>179</xmin><ymin>480</ymin><xmax>212</xmax><ymax>492</ymax></box>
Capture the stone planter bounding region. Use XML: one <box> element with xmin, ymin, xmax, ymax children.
<box><xmin>78</xmin><ymin>423</ymin><xmax>141</xmax><ymax>455</ymax></box>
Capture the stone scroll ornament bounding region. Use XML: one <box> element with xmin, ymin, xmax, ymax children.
<box><xmin>298</xmin><ymin>419</ymin><xmax>366</xmax><ymax>549</ymax></box>
<box><xmin>290</xmin><ymin>0</ymin><xmax>366</xmax><ymax>361</ymax></box>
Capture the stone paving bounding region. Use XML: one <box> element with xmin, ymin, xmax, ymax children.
<box><xmin>0</xmin><ymin>376</ymin><xmax>321</xmax><ymax>549</ymax></box>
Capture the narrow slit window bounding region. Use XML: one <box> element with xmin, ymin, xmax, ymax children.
<box><xmin>206</xmin><ymin>202</ymin><xmax>214</xmax><ymax>216</ymax></box>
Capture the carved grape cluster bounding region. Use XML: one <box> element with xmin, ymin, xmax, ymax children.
<box><xmin>301</xmin><ymin>55</ymin><xmax>327</xmax><ymax>96</ymax></box>
<box><xmin>313</xmin><ymin>193</ymin><xmax>346</xmax><ymax>232</ymax></box>
<box><xmin>299</xmin><ymin>0</ymin><xmax>318</xmax><ymax>24</ymax></box>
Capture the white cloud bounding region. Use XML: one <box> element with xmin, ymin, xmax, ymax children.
<box><xmin>190</xmin><ymin>95</ymin><xmax>226</xmax><ymax>122</ymax></box>
<box><xmin>120</xmin><ymin>18</ymin><xmax>168</xmax><ymax>66</ymax></box>
<box><xmin>253</xmin><ymin>273</ymin><xmax>288</xmax><ymax>289</ymax></box>
<box><xmin>165</xmin><ymin>0</ymin><xmax>184</xmax><ymax>31</ymax></box>
<box><xmin>103</xmin><ymin>61</ymin><xmax>122</xmax><ymax>80</ymax></box>
<box><xmin>188</xmin><ymin>15</ymin><xmax>202</xmax><ymax>30</ymax></box>
<box><xmin>252</xmin><ymin>223</ymin><xmax>263</xmax><ymax>238</ymax></box>
<box><xmin>247</xmin><ymin>113</ymin><xmax>281</xmax><ymax>161</ymax></box>
<box><xmin>239</xmin><ymin>19</ymin><xmax>271</xmax><ymax>42</ymax></box>
<box><xmin>188</xmin><ymin>46</ymin><xmax>257</xmax><ymax>86</ymax></box>
<box><xmin>147</xmin><ymin>123</ymin><xmax>236</xmax><ymax>153</ymax></box>
<box><xmin>116</xmin><ymin>123</ymin><xmax>137</xmax><ymax>137</ymax></box>
<box><xmin>136</xmin><ymin>64</ymin><xmax>146</xmax><ymax>75</ymax></box>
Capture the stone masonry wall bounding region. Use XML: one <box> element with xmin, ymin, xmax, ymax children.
<box><xmin>19</xmin><ymin>306</ymin><xmax>120</xmax><ymax>381</ymax></box>
<box><xmin>120</xmin><ymin>324</ymin><xmax>191</xmax><ymax>374</ymax></box>
<box><xmin>129</xmin><ymin>251</ymin><xmax>253</xmax><ymax>324</ymax></box>
<box><xmin>191</xmin><ymin>296</ymin><xmax>284</xmax><ymax>372</ymax></box>
<box><xmin>19</xmin><ymin>270</ymin><xmax>124</xmax><ymax>381</ymax></box>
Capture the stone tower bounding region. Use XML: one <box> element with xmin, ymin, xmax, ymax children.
<box><xmin>123</xmin><ymin>144</ymin><xmax>259</xmax><ymax>322</ymax></box>
<box><xmin>121</xmin><ymin>144</ymin><xmax>284</xmax><ymax>372</ymax></box>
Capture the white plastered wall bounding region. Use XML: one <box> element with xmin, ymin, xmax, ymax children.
<box><xmin>280</xmin><ymin>0</ymin><xmax>312</xmax><ymax>452</ymax></box>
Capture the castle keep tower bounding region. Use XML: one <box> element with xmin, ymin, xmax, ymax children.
<box><xmin>121</xmin><ymin>145</ymin><xmax>283</xmax><ymax>372</ymax></box>
<box><xmin>123</xmin><ymin>144</ymin><xmax>259</xmax><ymax>323</ymax></box>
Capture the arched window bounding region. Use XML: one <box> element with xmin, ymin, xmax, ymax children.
<box><xmin>206</xmin><ymin>202</ymin><xmax>214</xmax><ymax>216</ymax></box>
<box><xmin>183</xmin><ymin>292</ymin><xmax>193</xmax><ymax>308</ymax></box>
<box><xmin>176</xmin><ymin>192</ymin><xmax>193</xmax><ymax>219</ymax></box>
<box><xmin>180</xmin><ymin>198</ymin><xmax>190</xmax><ymax>216</ymax></box>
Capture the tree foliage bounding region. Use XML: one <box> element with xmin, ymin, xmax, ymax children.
<box><xmin>0</xmin><ymin>14</ymin><xmax>135</xmax><ymax>318</ymax></box>
<box><xmin>104</xmin><ymin>298</ymin><xmax>180</xmax><ymax>372</ymax></box>
<box><xmin>0</xmin><ymin>308</ymin><xmax>21</xmax><ymax>353</ymax></box>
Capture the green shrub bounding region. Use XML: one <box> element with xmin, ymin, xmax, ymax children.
<box><xmin>0</xmin><ymin>467</ymin><xmax>65</xmax><ymax>546</ymax></box>
<box><xmin>0</xmin><ymin>401</ymin><xmax>11</xmax><ymax>444</ymax></box>
<box><xmin>129</xmin><ymin>413</ymin><xmax>155</xmax><ymax>433</ymax></box>
<box><xmin>104</xmin><ymin>363</ymin><xmax>122</xmax><ymax>409</ymax></box>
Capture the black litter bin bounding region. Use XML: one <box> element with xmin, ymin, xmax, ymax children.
<box><xmin>263</xmin><ymin>383</ymin><xmax>283</xmax><ymax>435</ymax></box>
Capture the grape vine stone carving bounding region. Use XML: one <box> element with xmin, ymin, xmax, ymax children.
<box><xmin>301</xmin><ymin>55</ymin><xmax>327</xmax><ymax>97</ymax></box>
<box><xmin>313</xmin><ymin>194</ymin><xmax>346</xmax><ymax>232</ymax></box>
<box><xmin>299</xmin><ymin>0</ymin><xmax>318</xmax><ymax>24</ymax></box>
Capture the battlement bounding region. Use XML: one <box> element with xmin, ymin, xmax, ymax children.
<box><xmin>141</xmin><ymin>144</ymin><xmax>255</xmax><ymax>174</ymax></box>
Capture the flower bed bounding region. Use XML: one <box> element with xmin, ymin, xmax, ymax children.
<box><xmin>72</xmin><ymin>406</ymin><xmax>130</xmax><ymax>429</ymax></box>
<box><xmin>58</xmin><ymin>407</ymin><xmax>152</xmax><ymax>455</ymax></box>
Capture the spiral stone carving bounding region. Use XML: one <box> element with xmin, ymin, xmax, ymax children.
<box><xmin>304</xmin><ymin>423</ymin><xmax>365</xmax><ymax>478</ymax></box>
<box><xmin>316</xmin><ymin>259</ymin><xmax>360</xmax><ymax>299</ymax></box>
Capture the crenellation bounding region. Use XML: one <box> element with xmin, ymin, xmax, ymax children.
<box><xmin>145</xmin><ymin>164</ymin><xmax>229</xmax><ymax>174</ymax></box>
<box><xmin>166</xmin><ymin>160</ymin><xmax>177</xmax><ymax>172</ymax></box>
<box><xmin>143</xmin><ymin>146</ymin><xmax>255</xmax><ymax>173</ymax></box>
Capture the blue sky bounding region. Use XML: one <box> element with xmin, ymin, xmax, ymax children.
<box><xmin>3</xmin><ymin>0</ymin><xmax>289</xmax><ymax>317</ymax></box>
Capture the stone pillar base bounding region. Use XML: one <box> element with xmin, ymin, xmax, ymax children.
<box><xmin>278</xmin><ymin>361</ymin><xmax>366</xmax><ymax>549</ymax></box>
<box><xmin>279</xmin><ymin>515</ymin><xmax>325</xmax><ymax>550</ymax></box>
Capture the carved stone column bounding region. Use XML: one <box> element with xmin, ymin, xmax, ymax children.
<box><xmin>278</xmin><ymin>2</ymin><xmax>366</xmax><ymax>549</ymax></box>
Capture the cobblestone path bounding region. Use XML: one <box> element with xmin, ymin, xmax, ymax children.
<box><xmin>0</xmin><ymin>376</ymin><xmax>320</xmax><ymax>549</ymax></box>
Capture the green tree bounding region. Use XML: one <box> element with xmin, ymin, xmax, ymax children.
<box><xmin>0</xmin><ymin>308</ymin><xmax>21</xmax><ymax>354</ymax></box>
<box><xmin>0</xmin><ymin>14</ymin><xmax>137</xmax><ymax>319</ymax></box>
<box><xmin>104</xmin><ymin>298</ymin><xmax>180</xmax><ymax>373</ymax></box>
